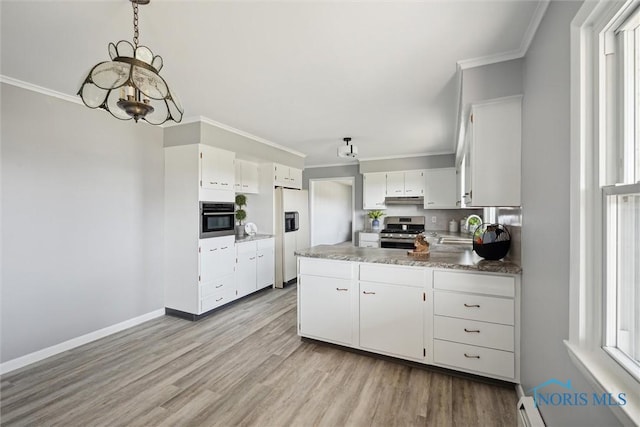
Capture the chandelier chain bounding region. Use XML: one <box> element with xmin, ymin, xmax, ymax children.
<box><xmin>132</xmin><ymin>1</ymin><xmax>139</xmax><ymax>48</ymax></box>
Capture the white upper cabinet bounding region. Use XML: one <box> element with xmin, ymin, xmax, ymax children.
<box><xmin>200</xmin><ymin>145</ymin><xmax>235</xmax><ymax>192</ymax></box>
<box><xmin>363</xmin><ymin>172</ymin><xmax>387</xmax><ymax>209</ymax></box>
<box><xmin>274</xmin><ymin>163</ymin><xmax>302</xmax><ymax>189</ymax></box>
<box><xmin>465</xmin><ymin>95</ymin><xmax>522</xmax><ymax>207</ymax></box>
<box><xmin>385</xmin><ymin>171</ymin><xmax>424</xmax><ymax>196</ymax></box>
<box><xmin>234</xmin><ymin>159</ymin><xmax>259</xmax><ymax>194</ymax></box>
<box><xmin>385</xmin><ymin>172</ymin><xmax>405</xmax><ymax>196</ymax></box>
<box><xmin>424</xmin><ymin>168</ymin><xmax>457</xmax><ymax>209</ymax></box>
<box><xmin>404</xmin><ymin>171</ymin><xmax>425</xmax><ymax>196</ymax></box>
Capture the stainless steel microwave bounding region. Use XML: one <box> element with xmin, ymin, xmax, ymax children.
<box><xmin>200</xmin><ymin>202</ymin><xmax>235</xmax><ymax>238</ymax></box>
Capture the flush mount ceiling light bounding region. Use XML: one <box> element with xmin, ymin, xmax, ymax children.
<box><xmin>338</xmin><ymin>137</ymin><xmax>358</xmax><ymax>158</ymax></box>
<box><xmin>77</xmin><ymin>0</ymin><xmax>183</xmax><ymax>125</ymax></box>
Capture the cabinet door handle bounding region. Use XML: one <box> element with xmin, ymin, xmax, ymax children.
<box><xmin>362</xmin><ymin>291</ymin><xmax>376</xmax><ymax>295</ymax></box>
<box><xmin>210</xmin><ymin>181</ymin><xmax>218</xmax><ymax>185</ymax></box>
<box><xmin>243</xmin><ymin>184</ymin><xmax>248</xmax><ymax>187</ymax></box>
<box><xmin>216</xmin><ymin>297</ymin><xmax>223</xmax><ymax>302</ymax></box>
<box><xmin>464</xmin><ymin>353</ymin><xmax>480</xmax><ymax>359</ymax></box>
<box><xmin>249</xmin><ymin>257</ymin><xmax>256</xmax><ymax>260</ymax></box>
<box><xmin>215</xmin><ymin>284</ymin><xmax>223</xmax><ymax>288</ymax></box>
<box><xmin>395</xmin><ymin>190</ymin><xmax>402</xmax><ymax>193</ymax></box>
<box><xmin>221</xmin><ymin>183</ymin><xmax>229</xmax><ymax>186</ymax></box>
<box><xmin>221</xmin><ymin>246</ymin><xmax>228</xmax><ymax>250</ymax></box>
<box><xmin>464</xmin><ymin>328</ymin><xmax>480</xmax><ymax>333</ymax></box>
<box><xmin>464</xmin><ymin>303</ymin><xmax>480</xmax><ymax>308</ymax></box>
<box><xmin>336</xmin><ymin>288</ymin><xmax>348</xmax><ymax>291</ymax></box>
<box><xmin>258</xmin><ymin>255</ymin><xmax>264</xmax><ymax>258</ymax></box>
<box><xmin>209</xmin><ymin>248</ymin><xmax>218</xmax><ymax>252</ymax></box>
<box><xmin>427</xmin><ymin>201</ymin><xmax>435</xmax><ymax>205</ymax></box>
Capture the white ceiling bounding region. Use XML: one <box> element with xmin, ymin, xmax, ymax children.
<box><xmin>0</xmin><ymin>0</ymin><xmax>543</xmax><ymax>167</ymax></box>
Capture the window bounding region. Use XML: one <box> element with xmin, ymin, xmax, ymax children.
<box><xmin>602</xmin><ymin>3</ymin><xmax>640</xmax><ymax>380</ymax></box>
<box><xmin>568</xmin><ymin>0</ymin><xmax>640</xmax><ymax>424</ymax></box>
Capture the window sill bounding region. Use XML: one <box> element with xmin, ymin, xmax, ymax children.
<box><xmin>564</xmin><ymin>340</ymin><xmax>639</xmax><ymax>426</ymax></box>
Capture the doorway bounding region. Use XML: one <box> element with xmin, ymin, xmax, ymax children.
<box><xmin>309</xmin><ymin>177</ymin><xmax>355</xmax><ymax>246</ymax></box>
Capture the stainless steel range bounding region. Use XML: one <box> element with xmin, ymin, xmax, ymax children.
<box><xmin>379</xmin><ymin>216</ymin><xmax>425</xmax><ymax>249</ymax></box>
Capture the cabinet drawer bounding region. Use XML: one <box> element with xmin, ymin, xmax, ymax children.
<box><xmin>359</xmin><ymin>264</ymin><xmax>424</xmax><ymax>287</ymax></box>
<box><xmin>359</xmin><ymin>232</ymin><xmax>380</xmax><ymax>242</ymax></box>
<box><xmin>433</xmin><ymin>339</ymin><xmax>514</xmax><ymax>379</ymax></box>
<box><xmin>433</xmin><ymin>270</ymin><xmax>515</xmax><ymax>297</ymax></box>
<box><xmin>433</xmin><ymin>315</ymin><xmax>514</xmax><ymax>351</ymax></box>
<box><xmin>434</xmin><ymin>291</ymin><xmax>514</xmax><ymax>325</ymax></box>
<box><xmin>201</xmin><ymin>273</ymin><xmax>235</xmax><ymax>298</ymax></box>
<box><xmin>299</xmin><ymin>258</ymin><xmax>352</xmax><ymax>280</ymax></box>
<box><xmin>200</xmin><ymin>282</ymin><xmax>236</xmax><ymax>313</ymax></box>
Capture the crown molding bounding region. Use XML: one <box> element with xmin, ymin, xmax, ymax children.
<box><xmin>1</xmin><ymin>75</ymin><xmax>306</xmax><ymax>158</ymax></box>
<box><xmin>305</xmin><ymin>161</ymin><xmax>360</xmax><ymax>169</ymax></box>
<box><xmin>169</xmin><ymin>115</ymin><xmax>307</xmax><ymax>158</ymax></box>
<box><xmin>457</xmin><ymin>0</ymin><xmax>549</xmax><ymax>70</ymax></box>
<box><xmin>0</xmin><ymin>75</ymin><xmax>82</xmax><ymax>105</ymax></box>
<box><xmin>358</xmin><ymin>150</ymin><xmax>454</xmax><ymax>162</ymax></box>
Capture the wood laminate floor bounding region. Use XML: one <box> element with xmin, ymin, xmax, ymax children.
<box><xmin>0</xmin><ymin>285</ymin><xmax>517</xmax><ymax>427</ymax></box>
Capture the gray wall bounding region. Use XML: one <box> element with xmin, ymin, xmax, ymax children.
<box><xmin>164</xmin><ymin>121</ymin><xmax>305</xmax><ymax>169</ymax></box>
<box><xmin>520</xmin><ymin>2</ymin><xmax>619</xmax><ymax>426</ymax></box>
<box><xmin>462</xmin><ymin>58</ymin><xmax>524</xmax><ymax>107</ymax></box>
<box><xmin>359</xmin><ymin>154</ymin><xmax>454</xmax><ymax>173</ymax></box>
<box><xmin>1</xmin><ymin>84</ymin><xmax>165</xmax><ymax>363</ymax></box>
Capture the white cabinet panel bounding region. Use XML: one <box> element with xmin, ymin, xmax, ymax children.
<box><xmin>200</xmin><ymin>145</ymin><xmax>234</xmax><ymax>191</ymax></box>
<box><xmin>465</xmin><ymin>95</ymin><xmax>522</xmax><ymax>207</ymax></box>
<box><xmin>299</xmin><ymin>275</ymin><xmax>353</xmax><ymax>345</ymax></box>
<box><xmin>299</xmin><ymin>258</ymin><xmax>352</xmax><ymax>280</ymax></box>
<box><xmin>385</xmin><ymin>172</ymin><xmax>405</xmax><ymax>196</ymax></box>
<box><xmin>433</xmin><ymin>339</ymin><xmax>515</xmax><ymax>379</ymax></box>
<box><xmin>235</xmin><ymin>160</ymin><xmax>259</xmax><ymax>194</ymax></box>
<box><xmin>236</xmin><ymin>250</ymin><xmax>258</xmax><ymax>297</ymax></box>
<box><xmin>433</xmin><ymin>291</ymin><xmax>514</xmax><ymax>325</ymax></box>
<box><xmin>200</xmin><ymin>236</ymin><xmax>235</xmax><ymax>286</ymax></box>
<box><xmin>359</xmin><ymin>281</ymin><xmax>424</xmax><ymax>359</ymax></box>
<box><xmin>433</xmin><ymin>315</ymin><xmax>514</xmax><ymax>352</ymax></box>
<box><xmin>424</xmin><ymin>168</ymin><xmax>457</xmax><ymax>208</ymax></box>
<box><xmin>359</xmin><ymin>264</ymin><xmax>425</xmax><ymax>287</ymax></box>
<box><xmin>363</xmin><ymin>173</ymin><xmax>387</xmax><ymax>209</ymax></box>
<box><xmin>256</xmin><ymin>246</ymin><xmax>274</xmax><ymax>288</ymax></box>
<box><xmin>274</xmin><ymin>163</ymin><xmax>302</xmax><ymax>189</ymax></box>
<box><xmin>434</xmin><ymin>270</ymin><xmax>515</xmax><ymax>297</ymax></box>
<box><xmin>403</xmin><ymin>170</ymin><xmax>424</xmax><ymax>196</ymax></box>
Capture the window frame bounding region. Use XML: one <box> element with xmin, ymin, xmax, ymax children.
<box><xmin>567</xmin><ymin>1</ymin><xmax>640</xmax><ymax>425</ymax></box>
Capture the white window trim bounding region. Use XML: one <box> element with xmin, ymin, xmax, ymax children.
<box><xmin>568</xmin><ymin>1</ymin><xmax>640</xmax><ymax>425</ymax></box>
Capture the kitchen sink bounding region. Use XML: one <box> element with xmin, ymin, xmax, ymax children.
<box><xmin>437</xmin><ymin>237</ymin><xmax>473</xmax><ymax>246</ymax></box>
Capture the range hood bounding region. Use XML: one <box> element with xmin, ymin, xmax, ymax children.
<box><xmin>384</xmin><ymin>196</ymin><xmax>424</xmax><ymax>205</ymax></box>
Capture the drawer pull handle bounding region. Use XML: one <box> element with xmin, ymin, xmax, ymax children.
<box><xmin>210</xmin><ymin>182</ymin><xmax>218</xmax><ymax>185</ymax></box>
<box><xmin>336</xmin><ymin>288</ymin><xmax>348</xmax><ymax>291</ymax></box>
<box><xmin>221</xmin><ymin>246</ymin><xmax>229</xmax><ymax>250</ymax></box>
<box><xmin>216</xmin><ymin>297</ymin><xmax>223</xmax><ymax>302</ymax></box>
<box><xmin>464</xmin><ymin>303</ymin><xmax>480</xmax><ymax>308</ymax></box>
<box><xmin>464</xmin><ymin>328</ymin><xmax>480</xmax><ymax>333</ymax></box>
<box><xmin>215</xmin><ymin>284</ymin><xmax>223</xmax><ymax>288</ymax></box>
<box><xmin>362</xmin><ymin>291</ymin><xmax>376</xmax><ymax>295</ymax></box>
<box><xmin>464</xmin><ymin>353</ymin><xmax>480</xmax><ymax>359</ymax></box>
<box><xmin>209</xmin><ymin>248</ymin><xmax>218</xmax><ymax>252</ymax></box>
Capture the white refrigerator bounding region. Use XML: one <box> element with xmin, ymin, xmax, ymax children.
<box><xmin>274</xmin><ymin>187</ymin><xmax>309</xmax><ymax>288</ymax></box>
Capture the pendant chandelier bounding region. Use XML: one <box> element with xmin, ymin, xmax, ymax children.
<box><xmin>77</xmin><ymin>0</ymin><xmax>183</xmax><ymax>125</ymax></box>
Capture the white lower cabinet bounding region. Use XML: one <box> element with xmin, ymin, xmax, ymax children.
<box><xmin>359</xmin><ymin>281</ymin><xmax>424</xmax><ymax>359</ymax></box>
<box><xmin>299</xmin><ymin>275</ymin><xmax>353</xmax><ymax>345</ymax></box>
<box><xmin>297</xmin><ymin>257</ymin><xmax>520</xmax><ymax>383</ymax></box>
<box><xmin>432</xmin><ymin>270</ymin><xmax>519</xmax><ymax>382</ymax></box>
<box><xmin>236</xmin><ymin>238</ymin><xmax>275</xmax><ymax>298</ymax></box>
<box><xmin>199</xmin><ymin>236</ymin><xmax>236</xmax><ymax>315</ymax></box>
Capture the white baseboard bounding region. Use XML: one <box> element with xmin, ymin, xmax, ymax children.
<box><xmin>0</xmin><ymin>309</ymin><xmax>165</xmax><ymax>375</ymax></box>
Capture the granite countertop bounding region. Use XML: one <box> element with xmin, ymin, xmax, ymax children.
<box><xmin>295</xmin><ymin>243</ymin><xmax>521</xmax><ymax>274</ymax></box>
<box><xmin>235</xmin><ymin>233</ymin><xmax>274</xmax><ymax>243</ymax></box>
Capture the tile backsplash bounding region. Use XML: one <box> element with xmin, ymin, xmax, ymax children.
<box><xmin>363</xmin><ymin>205</ymin><xmax>483</xmax><ymax>232</ymax></box>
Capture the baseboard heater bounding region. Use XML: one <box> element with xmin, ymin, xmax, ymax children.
<box><xmin>517</xmin><ymin>396</ymin><xmax>545</xmax><ymax>427</ymax></box>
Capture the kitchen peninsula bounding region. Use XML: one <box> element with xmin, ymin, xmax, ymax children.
<box><xmin>295</xmin><ymin>244</ymin><xmax>522</xmax><ymax>383</ymax></box>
